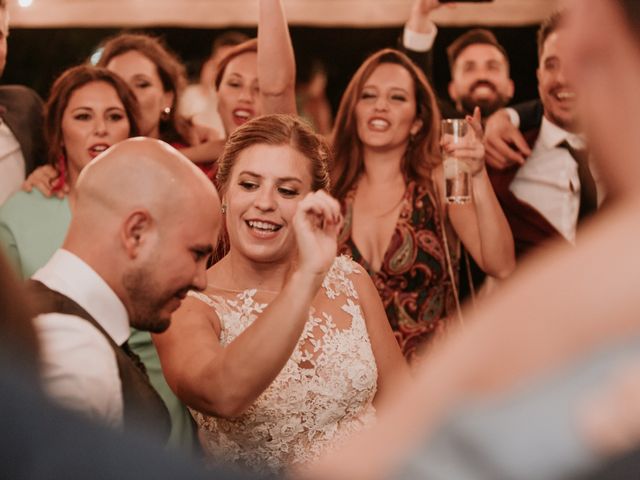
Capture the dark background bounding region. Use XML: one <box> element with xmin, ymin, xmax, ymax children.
<box><xmin>3</xmin><ymin>24</ymin><xmax>540</xmax><ymax>112</ymax></box>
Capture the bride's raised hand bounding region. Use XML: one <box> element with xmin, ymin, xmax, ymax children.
<box><xmin>293</xmin><ymin>190</ymin><xmax>342</xmax><ymax>279</ymax></box>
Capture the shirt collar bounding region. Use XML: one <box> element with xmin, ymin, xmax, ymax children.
<box><xmin>539</xmin><ymin>116</ymin><xmax>587</xmax><ymax>151</ymax></box>
<box><xmin>32</xmin><ymin>249</ymin><xmax>130</xmax><ymax>345</ymax></box>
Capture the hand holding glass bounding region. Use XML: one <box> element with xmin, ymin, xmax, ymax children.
<box><xmin>441</xmin><ymin>119</ymin><xmax>475</xmax><ymax>204</ymax></box>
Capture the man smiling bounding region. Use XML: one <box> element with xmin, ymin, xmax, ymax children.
<box><xmin>489</xmin><ymin>10</ymin><xmax>597</xmax><ymax>257</ymax></box>
<box><xmin>446</xmin><ymin>29</ymin><xmax>515</xmax><ymax>118</ymax></box>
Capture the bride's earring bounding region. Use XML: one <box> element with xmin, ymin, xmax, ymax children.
<box><xmin>221</xmin><ymin>203</ymin><xmax>227</xmax><ymax>214</ymax></box>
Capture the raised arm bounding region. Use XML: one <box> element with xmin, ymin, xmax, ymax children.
<box><xmin>440</xmin><ymin>108</ymin><xmax>516</xmax><ymax>278</ymax></box>
<box><xmin>400</xmin><ymin>0</ymin><xmax>441</xmax><ymax>85</ymax></box>
<box><xmin>258</xmin><ymin>0</ymin><xmax>297</xmax><ymax>115</ymax></box>
<box><xmin>154</xmin><ymin>191</ymin><xmax>341</xmax><ymax>418</ymax></box>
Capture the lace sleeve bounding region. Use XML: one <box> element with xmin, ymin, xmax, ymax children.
<box><xmin>187</xmin><ymin>290</ymin><xmax>217</xmax><ymax>308</ymax></box>
<box><xmin>322</xmin><ymin>255</ymin><xmax>360</xmax><ymax>300</ymax></box>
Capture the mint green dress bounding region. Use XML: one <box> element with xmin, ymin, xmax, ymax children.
<box><xmin>0</xmin><ymin>190</ymin><xmax>70</xmax><ymax>279</ymax></box>
<box><xmin>0</xmin><ymin>189</ymin><xmax>196</xmax><ymax>452</ymax></box>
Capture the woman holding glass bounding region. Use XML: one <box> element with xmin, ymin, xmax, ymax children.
<box><xmin>332</xmin><ymin>48</ymin><xmax>515</xmax><ymax>362</ymax></box>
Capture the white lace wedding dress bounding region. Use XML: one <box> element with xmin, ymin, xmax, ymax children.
<box><xmin>187</xmin><ymin>256</ymin><xmax>378</xmax><ymax>472</ymax></box>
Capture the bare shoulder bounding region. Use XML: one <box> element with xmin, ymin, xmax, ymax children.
<box><xmin>160</xmin><ymin>288</ymin><xmax>223</xmax><ymax>342</ymax></box>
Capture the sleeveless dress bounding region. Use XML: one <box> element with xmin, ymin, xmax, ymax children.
<box><xmin>187</xmin><ymin>256</ymin><xmax>378</xmax><ymax>472</ymax></box>
<box><xmin>338</xmin><ymin>180</ymin><xmax>459</xmax><ymax>362</ymax></box>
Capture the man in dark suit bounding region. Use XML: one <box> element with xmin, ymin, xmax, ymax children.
<box><xmin>485</xmin><ymin>10</ymin><xmax>595</xmax><ymax>259</ymax></box>
<box><xmin>400</xmin><ymin>0</ymin><xmax>515</xmax><ymax>120</ymax></box>
<box><xmin>0</xmin><ymin>0</ymin><xmax>45</xmax><ymax>205</ymax></box>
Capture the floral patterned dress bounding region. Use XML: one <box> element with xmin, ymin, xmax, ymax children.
<box><xmin>187</xmin><ymin>256</ymin><xmax>377</xmax><ymax>472</ymax></box>
<box><xmin>338</xmin><ymin>180</ymin><xmax>458</xmax><ymax>361</ymax></box>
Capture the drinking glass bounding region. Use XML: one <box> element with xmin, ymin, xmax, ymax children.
<box><xmin>441</xmin><ymin>119</ymin><xmax>473</xmax><ymax>204</ymax></box>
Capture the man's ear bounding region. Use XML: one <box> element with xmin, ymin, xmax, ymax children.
<box><xmin>121</xmin><ymin>210</ymin><xmax>153</xmax><ymax>259</ymax></box>
<box><xmin>506</xmin><ymin>78</ymin><xmax>515</xmax><ymax>102</ymax></box>
<box><xmin>448</xmin><ymin>81</ymin><xmax>459</xmax><ymax>104</ymax></box>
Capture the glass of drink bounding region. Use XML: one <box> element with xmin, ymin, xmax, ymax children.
<box><xmin>441</xmin><ymin>119</ymin><xmax>472</xmax><ymax>204</ymax></box>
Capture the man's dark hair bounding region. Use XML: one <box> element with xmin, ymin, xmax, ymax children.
<box><xmin>619</xmin><ymin>0</ymin><xmax>640</xmax><ymax>32</ymax></box>
<box><xmin>537</xmin><ymin>10</ymin><xmax>566</xmax><ymax>59</ymax></box>
<box><xmin>447</xmin><ymin>29</ymin><xmax>509</xmax><ymax>73</ymax></box>
<box><xmin>211</xmin><ymin>31</ymin><xmax>249</xmax><ymax>57</ymax></box>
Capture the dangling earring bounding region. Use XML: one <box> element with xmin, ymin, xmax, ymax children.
<box><xmin>161</xmin><ymin>106</ymin><xmax>171</xmax><ymax>121</ymax></box>
<box><xmin>221</xmin><ymin>204</ymin><xmax>227</xmax><ymax>214</ymax></box>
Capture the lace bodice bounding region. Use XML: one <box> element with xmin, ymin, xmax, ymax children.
<box><xmin>188</xmin><ymin>256</ymin><xmax>378</xmax><ymax>471</ymax></box>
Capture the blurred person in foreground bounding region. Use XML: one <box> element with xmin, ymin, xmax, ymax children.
<box><xmin>0</xmin><ymin>252</ymin><xmax>254</xmax><ymax>480</ymax></box>
<box><xmin>304</xmin><ymin>0</ymin><xmax>640</xmax><ymax>479</ymax></box>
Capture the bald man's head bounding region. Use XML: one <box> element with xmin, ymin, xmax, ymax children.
<box><xmin>73</xmin><ymin>137</ymin><xmax>216</xmax><ymax>221</ymax></box>
<box><xmin>65</xmin><ymin>137</ymin><xmax>221</xmax><ymax>332</ymax></box>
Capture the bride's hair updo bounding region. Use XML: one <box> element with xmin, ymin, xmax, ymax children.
<box><xmin>216</xmin><ymin>113</ymin><xmax>331</xmax><ymax>194</ymax></box>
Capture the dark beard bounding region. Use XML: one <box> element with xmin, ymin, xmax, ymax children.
<box><xmin>122</xmin><ymin>268</ymin><xmax>173</xmax><ymax>333</ymax></box>
<box><xmin>459</xmin><ymin>80</ymin><xmax>511</xmax><ymax>117</ymax></box>
<box><xmin>460</xmin><ymin>93</ymin><xmax>510</xmax><ymax>118</ymax></box>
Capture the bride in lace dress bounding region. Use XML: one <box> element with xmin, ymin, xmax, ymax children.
<box><xmin>154</xmin><ymin>114</ymin><xmax>407</xmax><ymax>472</ymax></box>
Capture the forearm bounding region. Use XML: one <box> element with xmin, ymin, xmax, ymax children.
<box><xmin>258</xmin><ymin>0</ymin><xmax>296</xmax><ymax>112</ymax></box>
<box><xmin>178</xmin><ymin>138</ymin><xmax>225</xmax><ymax>165</ymax></box>
<box><xmin>189</xmin><ymin>269</ymin><xmax>324</xmax><ymax>417</ymax></box>
<box><xmin>405</xmin><ymin>1</ymin><xmax>437</xmax><ymax>35</ymax></box>
<box><xmin>470</xmin><ymin>169</ymin><xmax>516</xmax><ymax>277</ymax></box>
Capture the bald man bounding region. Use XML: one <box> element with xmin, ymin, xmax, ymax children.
<box><xmin>28</xmin><ymin>138</ymin><xmax>220</xmax><ymax>441</ymax></box>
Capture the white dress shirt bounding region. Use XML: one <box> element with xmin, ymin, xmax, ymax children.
<box><xmin>509</xmin><ymin>117</ymin><xmax>584</xmax><ymax>244</ymax></box>
<box><xmin>0</xmin><ymin>121</ymin><xmax>26</xmax><ymax>206</ymax></box>
<box><xmin>403</xmin><ymin>24</ymin><xmax>438</xmax><ymax>52</ymax></box>
<box><xmin>32</xmin><ymin>249</ymin><xmax>130</xmax><ymax>428</ymax></box>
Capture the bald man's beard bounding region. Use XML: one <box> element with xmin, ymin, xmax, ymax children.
<box><xmin>122</xmin><ymin>266</ymin><xmax>185</xmax><ymax>333</ymax></box>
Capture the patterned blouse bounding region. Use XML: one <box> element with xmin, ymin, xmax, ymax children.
<box><xmin>338</xmin><ymin>180</ymin><xmax>459</xmax><ymax>361</ymax></box>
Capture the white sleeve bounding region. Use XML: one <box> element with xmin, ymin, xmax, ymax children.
<box><xmin>34</xmin><ymin>313</ymin><xmax>124</xmax><ymax>429</ymax></box>
<box><xmin>402</xmin><ymin>24</ymin><xmax>438</xmax><ymax>52</ymax></box>
<box><xmin>506</xmin><ymin>107</ymin><xmax>521</xmax><ymax>129</ymax></box>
